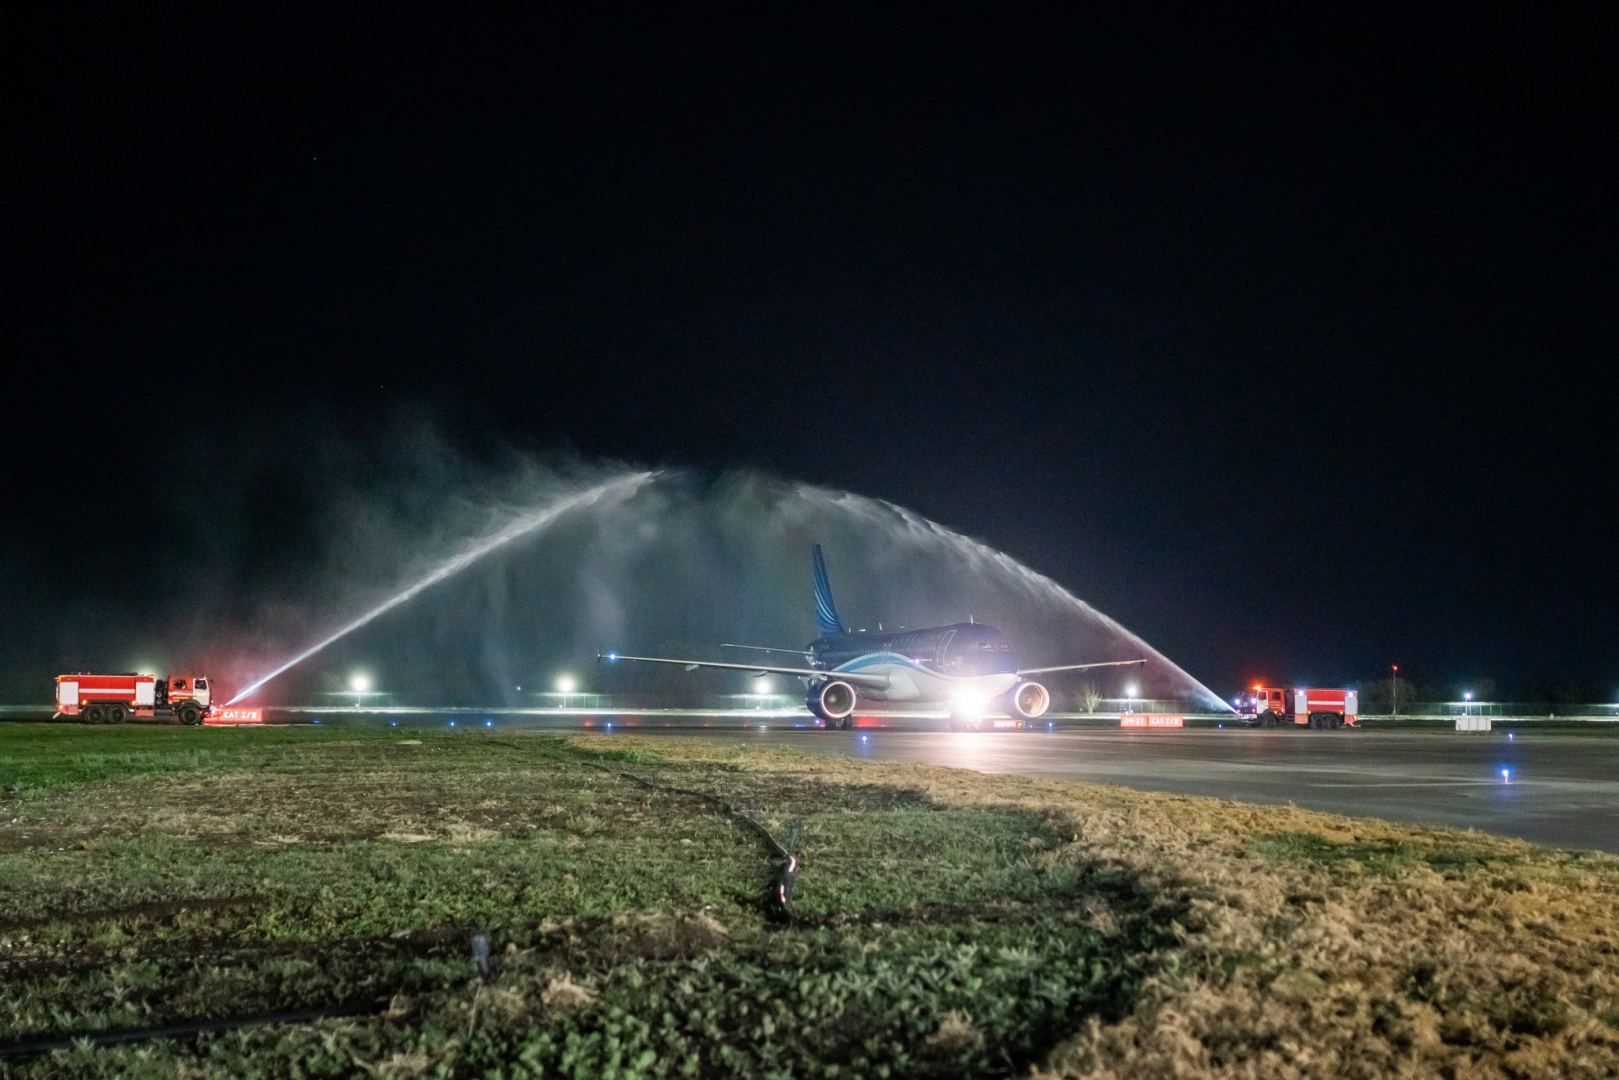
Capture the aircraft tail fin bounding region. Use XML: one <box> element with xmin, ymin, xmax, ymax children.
<box><xmin>812</xmin><ymin>544</ymin><xmax>845</xmax><ymax>636</ymax></box>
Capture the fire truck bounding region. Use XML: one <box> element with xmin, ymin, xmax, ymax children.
<box><xmin>1238</xmin><ymin>685</ymin><xmax>1358</xmax><ymax>729</ymax></box>
<box><xmin>54</xmin><ymin>673</ymin><xmax>214</xmax><ymax>725</ymax></box>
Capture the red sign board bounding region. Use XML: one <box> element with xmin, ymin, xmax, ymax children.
<box><xmin>205</xmin><ymin>707</ymin><xmax>264</xmax><ymax>725</ymax></box>
<box><xmin>1120</xmin><ymin>713</ymin><xmax>1185</xmax><ymax>728</ymax></box>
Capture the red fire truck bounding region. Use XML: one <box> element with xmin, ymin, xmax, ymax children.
<box><xmin>1238</xmin><ymin>685</ymin><xmax>1358</xmax><ymax>729</ymax></box>
<box><xmin>54</xmin><ymin>673</ymin><xmax>214</xmax><ymax>725</ymax></box>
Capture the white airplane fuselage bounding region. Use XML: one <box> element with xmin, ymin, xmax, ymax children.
<box><xmin>820</xmin><ymin>650</ymin><xmax>1020</xmax><ymax>705</ymax></box>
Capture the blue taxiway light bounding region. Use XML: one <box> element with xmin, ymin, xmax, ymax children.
<box><xmin>1501</xmin><ymin>768</ymin><xmax>1511</xmax><ymax>783</ymax></box>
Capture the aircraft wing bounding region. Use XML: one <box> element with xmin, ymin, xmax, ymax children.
<box><xmin>1016</xmin><ymin>658</ymin><xmax>1148</xmax><ymax>676</ymax></box>
<box><xmin>598</xmin><ymin>653</ymin><xmax>891</xmax><ymax>689</ymax></box>
<box><xmin>720</xmin><ymin>643</ymin><xmax>813</xmax><ymax>659</ymax></box>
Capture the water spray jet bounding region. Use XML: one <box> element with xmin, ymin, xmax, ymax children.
<box><xmin>787</xmin><ymin>483</ymin><xmax>1234</xmax><ymax>711</ymax></box>
<box><xmin>227</xmin><ymin>467</ymin><xmax>1223</xmax><ymax>712</ymax></box>
<box><xmin>227</xmin><ymin>472</ymin><xmax>655</xmax><ymax>703</ymax></box>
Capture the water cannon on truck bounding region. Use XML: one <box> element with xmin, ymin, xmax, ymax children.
<box><xmin>54</xmin><ymin>672</ymin><xmax>214</xmax><ymax>725</ymax></box>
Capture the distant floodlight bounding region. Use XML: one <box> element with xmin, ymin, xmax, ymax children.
<box><xmin>1464</xmin><ymin>691</ymin><xmax>1473</xmax><ymax>701</ymax></box>
<box><xmin>556</xmin><ymin>674</ymin><xmax>577</xmax><ymax>694</ymax></box>
<box><xmin>755</xmin><ymin>678</ymin><xmax>773</xmax><ymax>694</ymax></box>
<box><xmin>1125</xmin><ymin>683</ymin><xmax>1139</xmax><ymax>699</ymax></box>
<box><xmin>349</xmin><ymin>672</ymin><xmax>372</xmax><ymax>694</ymax></box>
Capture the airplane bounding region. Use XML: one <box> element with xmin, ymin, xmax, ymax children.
<box><xmin>600</xmin><ymin>545</ymin><xmax>1146</xmax><ymax>730</ymax></box>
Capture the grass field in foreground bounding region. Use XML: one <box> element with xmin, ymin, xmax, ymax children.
<box><xmin>2</xmin><ymin>725</ymin><xmax>1618</xmax><ymax>1077</ymax></box>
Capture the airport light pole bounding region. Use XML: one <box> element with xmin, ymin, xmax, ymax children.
<box><xmin>1464</xmin><ymin>690</ymin><xmax>1473</xmax><ymax>718</ymax></box>
<box><xmin>556</xmin><ymin>673</ymin><xmax>576</xmax><ymax>710</ymax></box>
<box><xmin>1125</xmin><ymin>682</ymin><xmax>1138</xmax><ymax>716</ymax></box>
<box><xmin>1392</xmin><ymin>665</ymin><xmax>1399</xmax><ymax>718</ymax></box>
<box><xmin>350</xmin><ymin>671</ymin><xmax>371</xmax><ymax>710</ymax></box>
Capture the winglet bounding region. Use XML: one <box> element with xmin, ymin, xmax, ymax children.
<box><xmin>812</xmin><ymin>544</ymin><xmax>845</xmax><ymax>636</ymax></box>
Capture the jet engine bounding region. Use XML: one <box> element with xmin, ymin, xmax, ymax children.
<box><xmin>806</xmin><ymin>679</ymin><xmax>857</xmax><ymax>726</ymax></box>
<box><xmin>1005</xmin><ymin>680</ymin><xmax>1051</xmax><ymax>720</ymax></box>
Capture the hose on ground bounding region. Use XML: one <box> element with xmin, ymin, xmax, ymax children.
<box><xmin>589</xmin><ymin>763</ymin><xmax>802</xmax><ymax>924</ymax></box>
<box><xmin>0</xmin><ymin>1000</ymin><xmax>388</xmax><ymax>1062</ymax></box>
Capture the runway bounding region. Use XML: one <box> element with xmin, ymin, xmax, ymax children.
<box><xmin>636</xmin><ymin>726</ymin><xmax>1619</xmax><ymax>854</ymax></box>
<box><xmin>8</xmin><ymin>708</ymin><xmax>1615</xmax><ymax>853</ymax></box>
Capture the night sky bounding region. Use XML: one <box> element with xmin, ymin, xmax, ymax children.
<box><xmin>7</xmin><ymin>10</ymin><xmax>1616</xmax><ymax>700</ymax></box>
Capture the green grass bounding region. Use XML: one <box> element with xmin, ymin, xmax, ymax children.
<box><xmin>0</xmin><ymin>725</ymin><xmax>1176</xmax><ymax>1077</ymax></box>
<box><xmin>6</xmin><ymin>724</ymin><xmax>1619</xmax><ymax>1077</ymax></box>
<box><xmin>0</xmin><ymin>723</ymin><xmax>370</xmax><ymax>798</ymax></box>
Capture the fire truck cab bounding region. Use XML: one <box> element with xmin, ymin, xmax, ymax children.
<box><xmin>1239</xmin><ymin>685</ymin><xmax>1358</xmax><ymax>730</ymax></box>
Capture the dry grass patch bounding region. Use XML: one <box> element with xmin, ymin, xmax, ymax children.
<box><xmin>584</xmin><ymin>736</ymin><xmax>1619</xmax><ymax>1078</ymax></box>
<box><xmin>539</xmin><ymin>973</ymin><xmax>597</xmax><ymax>1010</ymax></box>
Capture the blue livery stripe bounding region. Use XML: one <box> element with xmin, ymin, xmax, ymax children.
<box><xmin>812</xmin><ymin>545</ymin><xmax>844</xmax><ymax>635</ymax></box>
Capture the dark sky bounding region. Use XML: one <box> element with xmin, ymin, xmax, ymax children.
<box><xmin>7</xmin><ymin>9</ymin><xmax>1616</xmax><ymax>698</ymax></box>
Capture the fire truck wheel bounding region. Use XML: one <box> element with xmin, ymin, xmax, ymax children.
<box><xmin>83</xmin><ymin>704</ymin><xmax>105</xmax><ymax>724</ymax></box>
<box><xmin>178</xmin><ymin>703</ymin><xmax>202</xmax><ymax>726</ymax></box>
<box><xmin>105</xmin><ymin>703</ymin><xmax>128</xmax><ymax>724</ymax></box>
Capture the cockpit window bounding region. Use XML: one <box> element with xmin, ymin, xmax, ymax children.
<box><xmin>195</xmin><ymin>678</ymin><xmax>208</xmax><ymax>690</ymax></box>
